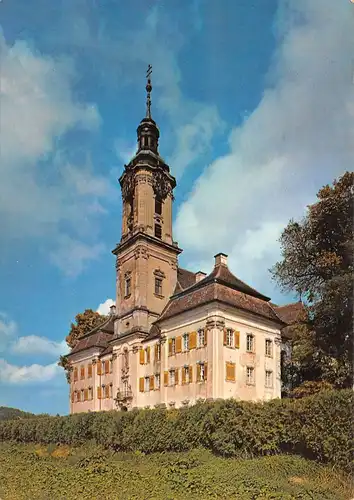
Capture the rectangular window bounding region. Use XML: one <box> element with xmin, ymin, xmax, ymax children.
<box><xmin>183</xmin><ymin>333</ymin><xmax>189</xmax><ymax>352</ymax></box>
<box><xmin>198</xmin><ymin>363</ymin><xmax>206</xmax><ymax>382</ymax></box>
<box><xmin>155</xmin><ymin>198</ymin><xmax>162</xmax><ymax>215</ymax></box>
<box><xmin>197</xmin><ymin>329</ymin><xmax>205</xmax><ymax>347</ymax></box>
<box><xmin>154</xmin><ymin>277</ymin><xmax>163</xmax><ymax>296</ymax></box>
<box><xmin>73</xmin><ymin>367</ymin><xmax>78</xmax><ymax>382</ymax></box>
<box><xmin>74</xmin><ymin>391</ymin><xmax>78</xmax><ymax>403</ymax></box>
<box><xmin>88</xmin><ymin>387</ymin><xmax>93</xmax><ymax>400</ymax></box>
<box><xmin>171</xmin><ymin>338</ymin><xmax>176</xmax><ymax>355</ymax></box>
<box><xmin>144</xmin><ymin>376</ymin><xmax>150</xmax><ymax>392</ymax></box>
<box><xmin>155</xmin><ymin>343</ymin><xmax>161</xmax><ymax>361</ymax></box>
<box><xmin>265</xmin><ymin>339</ymin><xmax>273</xmax><ymax>357</ymax></box>
<box><xmin>246</xmin><ymin>334</ymin><xmax>255</xmax><ymax>352</ymax></box>
<box><xmin>265</xmin><ymin>370</ymin><xmax>273</xmax><ymax>388</ymax></box>
<box><xmin>81</xmin><ymin>389</ymin><xmax>84</xmax><ymax>401</ymax></box>
<box><xmin>246</xmin><ymin>367</ymin><xmax>255</xmax><ymax>385</ymax></box>
<box><xmin>109</xmin><ymin>384</ymin><xmax>113</xmax><ymax>398</ymax></box>
<box><xmin>183</xmin><ymin>366</ymin><xmax>190</xmax><ymax>384</ymax></box>
<box><xmin>169</xmin><ymin>369</ymin><xmax>176</xmax><ymax>386</ymax></box>
<box><xmin>155</xmin><ymin>373</ymin><xmax>160</xmax><ymax>389</ymax></box>
<box><xmin>154</xmin><ymin>223</ymin><xmax>162</xmax><ymax>239</ymax></box>
<box><xmin>227</xmin><ymin>329</ymin><xmax>234</xmax><ymax>348</ymax></box>
<box><xmin>80</xmin><ymin>365</ymin><xmax>85</xmax><ymax>380</ymax></box>
<box><xmin>88</xmin><ymin>363</ymin><xmax>93</xmax><ymax>378</ymax></box>
<box><xmin>125</xmin><ymin>277</ymin><xmax>131</xmax><ymax>297</ymax></box>
<box><xmin>145</xmin><ymin>347</ymin><xmax>150</xmax><ymax>364</ymax></box>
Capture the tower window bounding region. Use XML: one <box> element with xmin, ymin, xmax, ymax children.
<box><xmin>155</xmin><ymin>198</ymin><xmax>162</xmax><ymax>215</ymax></box>
<box><xmin>124</xmin><ymin>277</ymin><xmax>131</xmax><ymax>298</ymax></box>
<box><xmin>154</xmin><ymin>223</ymin><xmax>162</xmax><ymax>239</ymax></box>
<box><xmin>155</xmin><ymin>277</ymin><xmax>163</xmax><ymax>296</ymax></box>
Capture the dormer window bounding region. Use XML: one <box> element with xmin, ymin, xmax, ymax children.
<box><xmin>154</xmin><ymin>223</ymin><xmax>162</xmax><ymax>239</ymax></box>
<box><xmin>155</xmin><ymin>198</ymin><xmax>162</xmax><ymax>215</ymax></box>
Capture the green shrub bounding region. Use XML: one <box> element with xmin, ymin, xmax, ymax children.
<box><xmin>0</xmin><ymin>390</ymin><xmax>352</xmax><ymax>471</ymax></box>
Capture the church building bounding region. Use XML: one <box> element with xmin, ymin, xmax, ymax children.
<box><xmin>67</xmin><ymin>69</ymin><xmax>300</xmax><ymax>413</ymax></box>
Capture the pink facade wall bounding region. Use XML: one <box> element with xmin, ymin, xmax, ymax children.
<box><xmin>70</xmin><ymin>305</ymin><xmax>282</xmax><ymax>414</ymax></box>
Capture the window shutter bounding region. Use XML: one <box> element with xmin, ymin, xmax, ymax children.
<box><xmin>204</xmin><ymin>329</ymin><xmax>208</xmax><ymax>346</ymax></box>
<box><xmin>175</xmin><ymin>369</ymin><xmax>179</xmax><ymax>385</ymax></box>
<box><xmin>104</xmin><ymin>360</ymin><xmax>108</xmax><ymax>374</ymax></box>
<box><xmin>189</xmin><ymin>332</ymin><xmax>197</xmax><ymax>349</ymax></box>
<box><xmin>97</xmin><ymin>386</ymin><xmax>102</xmax><ymax>399</ymax></box>
<box><xmin>235</xmin><ymin>331</ymin><xmax>240</xmax><ymax>349</ymax></box>
<box><xmin>204</xmin><ymin>363</ymin><xmax>208</xmax><ymax>381</ymax></box>
<box><xmin>176</xmin><ymin>336</ymin><xmax>182</xmax><ymax>353</ymax></box>
<box><xmin>226</xmin><ymin>362</ymin><xmax>235</xmax><ymax>381</ymax></box>
<box><xmin>110</xmin><ymin>360</ymin><xmax>113</xmax><ymax>373</ymax></box>
<box><xmin>84</xmin><ymin>388</ymin><xmax>88</xmax><ymax>401</ymax></box>
<box><xmin>139</xmin><ymin>349</ymin><xmax>145</xmax><ymax>365</ymax></box>
<box><xmin>139</xmin><ymin>377</ymin><xmax>144</xmax><ymax>392</ymax></box>
<box><xmin>181</xmin><ymin>367</ymin><xmax>186</xmax><ymax>385</ymax></box>
<box><xmin>146</xmin><ymin>346</ymin><xmax>151</xmax><ymax>363</ymax></box>
<box><xmin>105</xmin><ymin>385</ymin><xmax>110</xmax><ymax>398</ymax></box>
<box><xmin>88</xmin><ymin>363</ymin><xmax>92</xmax><ymax>378</ymax></box>
<box><xmin>197</xmin><ymin>363</ymin><xmax>201</xmax><ymax>382</ymax></box>
<box><xmin>168</xmin><ymin>339</ymin><xmax>172</xmax><ymax>356</ymax></box>
<box><xmin>71</xmin><ymin>392</ymin><xmax>75</xmax><ymax>403</ymax></box>
<box><xmin>97</xmin><ymin>361</ymin><xmax>102</xmax><ymax>375</ymax></box>
<box><xmin>189</xmin><ymin>365</ymin><xmax>193</xmax><ymax>383</ymax></box>
<box><xmin>223</xmin><ymin>328</ymin><xmax>227</xmax><ymax>346</ymax></box>
<box><xmin>74</xmin><ymin>367</ymin><xmax>78</xmax><ymax>382</ymax></box>
<box><xmin>226</xmin><ymin>362</ymin><xmax>230</xmax><ymax>381</ymax></box>
<box><xmin>80</xmin><ymin>365</ymin><xmax>85</xmax><ymax>379</ymax></box>
<box><xmin>164</xmin><ymin>371</ymin><xmax>169</xmax><ymax>386</ymax></box>
<box><xmin>154</xmin><ymin>344</ymin><xmax>158</xmax><ymax>361</ymax></box>
<box><xmin>149</xmin><ymin>375</ymin><xmax>154</xmax><ymax>391</ymax></box>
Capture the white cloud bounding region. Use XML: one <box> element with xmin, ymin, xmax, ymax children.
<box><xmin>49</xmin><ymin>235</ymin><xmax>105</xmax><ymax>278</ymax></box>
<box><xmin>96</xmin><ymin>299</ymin><xmax>115</xmax><ymax>316</ymax></box>
<box><xmin>0</xmin><ymin>359</ymin><xmax>61</xmax><ymax>384</ymax></box>
<box><xmin>175</xmin><ymin>0</ymin><xmax>354</xmax><ymax>298</ymax></box>
<box><xmin>0</xmin><ymin>313</ymin><xmax>17</xmax><ymax>352</ymax></box>
<box><xmin>11</xmin><ymin>336</ymin><xmax>68</xmax><ymax>357</ymax></box>
<box><xmin>0</xmin><ymin>33</ymin><xmax>113</xmax><ymax>275</ymax></box>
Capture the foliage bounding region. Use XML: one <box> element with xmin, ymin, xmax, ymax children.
<box><xmin>289</xmin><ymin>380</ymin><xmax>334</xmax><ymax>399</ymax></box>
<box><xmin>57</xmin><ymin>309</ymin><xmax>108</xmax><ymax>383</ymax></box>
<box><xmin>271</xmin><ymin>172</ymin><xmax>354</xmax><ymax>388</ymax></box>
<box><xmin>0</xmin><ymin>407</ymin><xmax>35</xmax><ymax>421</ymax></box>
<box><xmin>66</xmin><ymin>309</ymin><xmax>107</xmax><ymax>349</ymax></box>
<box><xmin>0</xmin><ymin>443</ymin><xmax>352</xmax><ymax>500</ymax></box>
<box><xmin>0</xmin><ymin>390</ymin><xmax>352</xmax><ymax>472</ymax></box>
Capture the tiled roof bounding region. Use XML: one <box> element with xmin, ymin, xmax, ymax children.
<box><xmin>273</xmin><ymin>301</ymin><xmax>306</xmax><ymax>325</ymax></box>
<box><xmin>173</xmin><ymin>267</ymin><xmax>196</xmax><ymax>293</ymax></box>
<box><xmin>68</xmin><ymin>316</ymin><xmax>114</xmax><ymax>357</ymax></box>
<box><xmin>158</xmin><ymin>281</ymin><xmax>283</xmax><ymax>324</ymax></box>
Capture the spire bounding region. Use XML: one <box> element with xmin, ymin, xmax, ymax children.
<box><xmin>136</xmin><ymin>64</ymin><xmax>160</xmax><ymax>154</ymax></box>
<box><xmin>146</xmin><ymin>64</ymin><xmax>152</xmax><ymax>119</ymax></box>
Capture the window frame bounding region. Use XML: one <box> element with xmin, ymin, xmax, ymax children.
<box><xmin>124</xmin><ymin>277</ymin><xmax>131</xmax><ymax>298</ymax></box>
<box><xmin>226</xmin><ymin>329</ymin><xmax>234</xmax><ymax>348</ymax></box>
<box><xmin>197</xmin><ymin>328</ymin><xmax>205</xmax><ymax>348</ymax></box>
<box><xmin>246</xmin><ymin>334</ymin><xmax>255</xmax><ymax>353</ymax></box>
<box><xmin>199</xmin><ymin>362</ymin><xmax>206</xmax><ymax>382</ymax></box>
<box><xmin>144</xmin><ymin>376</ymin><xmax>150</xmax><ymax>392</ymax></box>
<box><xmin>183</xmin><ymin>333</ymin><xmax>189</xmax><ymax>352</ymax></box>
<box><xmin>246</xmin><ymin>366</ymin><xmax>255</xmax><ymax>385</ymax></box>
<box><xmin>169</xmin><ymin>369</ymin><xmax>176</xmax><ymax>386</ymax></box>
<box><xmin>183</xmin><ymin>365</ymin><xmax>190</xmax><ymax>384</ymax></box>
<box><xmin>155</xmin><ymin>198</ymin><xmax>162</xmax><ymax>215</ymax></box>
<box><xmin>265</xmin><ymin>370</ymin><xmax>273</xmax><ymax>388</ymax></box>
<box><xmin>154</xmin><ymin>223</ymin><xmax>162</xmax><ymax>239</ymax></box>
<box><xmin>171</xmin><ymin>338</ymin><xmax>176</xmax><ymax>355</ymax></box>
<box><xmin>154</xmin><ymin>277</ymin><xmax>163</xmax><ymax>296</ymax></box>
<box><xmin>156</xmin><ymin>343</ymin><xmax>161</xmax><ymax>361</ymax></box>
<box><xmin>155</xmin><ymin>373</ymin><xmax>161</xmax><ymax>389</ymax></box>
<box><xmin>265</xmin><ymin>339</ymin><xmax>273</xmax><ymax>357</ymax></box>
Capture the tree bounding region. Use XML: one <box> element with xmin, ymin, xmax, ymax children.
<box><xmin>272</xmin><ymin>172</ymin><xmax>353</xmax><ymax>389</ymax></box>
<box><xmin>58</xmin><ymin>309</ymin><xmax>108</xmax><ymax>383</ymax></box>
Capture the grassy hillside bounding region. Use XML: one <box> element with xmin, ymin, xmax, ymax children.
<box><xmin>0</xmin><ymin>406</ymin><xmax>35</xmax><ymax>421</ymax></box>
<box><xmin>0</xmin><ymin>443</ymin><xmax>352</xmax><ymax>500</ymax></box>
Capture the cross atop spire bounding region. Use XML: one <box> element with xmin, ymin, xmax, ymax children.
<box><xmin>146</xmin><ymin>64</ymin><xmax>152</xmax><ymax>119</ymax></box>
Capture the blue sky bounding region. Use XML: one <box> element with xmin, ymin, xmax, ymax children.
<box><xmin>0</xmin><ymin>0</ymin><xmax>352</xmax><ymax>415</ymax></box>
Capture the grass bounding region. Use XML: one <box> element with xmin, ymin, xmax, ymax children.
<box><xmin>0</xmin><ymin>443</ymin><xmax>352</xmax><ymax>500</ymax></box>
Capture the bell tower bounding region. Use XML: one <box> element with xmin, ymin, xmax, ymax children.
<box><xmin>112</xmin><ymin>65</ymin><xmax>182</xmax><ymax>340</ymax></box>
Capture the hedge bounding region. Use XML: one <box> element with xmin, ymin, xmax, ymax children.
<box><xmin>0</xmin><ymin>390</ymin><xmax>352</xmax><ymax>471</ymax></box>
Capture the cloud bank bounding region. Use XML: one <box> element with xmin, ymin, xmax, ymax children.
<box><xmin>175</xmin><ymin>0</ymin><xmax>354</xmax><ymax>297</ymax></box>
